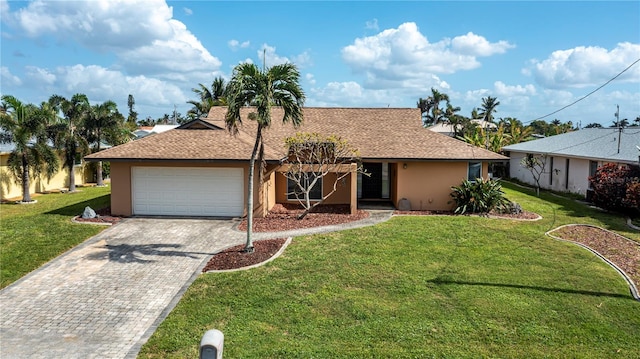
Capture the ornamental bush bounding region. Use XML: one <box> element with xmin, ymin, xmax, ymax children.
<box><xmin>588</xmin><ymin>163</ymin><xmax>640</xmax><ymax>216</ymax></box>
<box><xmin>450</xmin><ymin>178</ymin><xmax>511</xmax><ymax>215</ymax></box>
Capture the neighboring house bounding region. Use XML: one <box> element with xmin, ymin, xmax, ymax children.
<box><xmin>85</xmin><ymin>107</ymin><xmax>507</xmax><ymax>218</ymax></box>
<box><xmin>503</xmin><ymin>128</ymin><xmax>640</xmax><ymax>196</ymax></box>
<box><xmin>0</xmin><ymin>142</ymin><xmax>86</xmax><ymax>201</ymax></box>
<box><xmin>133</xmin><ymin>125</ymin><xmax>178</xmax><ymax>139</ymax></box>
<box><xmin>428</xmin><ymin>119</ymin><xmax>497</xmax><ymax>137</ymax></box>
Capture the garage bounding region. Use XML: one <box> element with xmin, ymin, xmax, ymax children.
<box><xmin>131</xmin><ymin>167</ymin><xmax>244</xmax><ymax>217</ymax></box>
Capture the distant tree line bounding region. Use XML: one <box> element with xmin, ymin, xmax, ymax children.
<box><xmin>416</xmin><ymin>87</ymin><xmax>640</xmax><ymax>154</ymax></box>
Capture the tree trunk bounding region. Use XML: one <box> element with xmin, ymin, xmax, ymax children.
<box><xmin>96</xmin><ymin>160</ymin><xmax>104</xmax><ymax>186</ymax></box>
<box><xmin>68</xmin><ymin>162</ymin><xmax>76</xmax><ymax>192</ymax></box>
<box><xmin>96</xmin><ymin>131</ymin><xmax>104</xmax><ymax>186</ymax></box>
<box><xmin>244</xmin><ymin>124</ymin><xmax>263</xmax><ymax>253</ymax></box>
<box><xmin>21</xmin><ymin>155</ymin><xmax>31</xmax><ymax>203</ymax></box>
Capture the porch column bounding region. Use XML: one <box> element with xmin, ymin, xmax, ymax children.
<box><xmin>350</xmin><ymin>162</ymin><xmax>357</xmax><ymax>214</ymax></box>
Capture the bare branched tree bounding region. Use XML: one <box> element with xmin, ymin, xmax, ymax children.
<box><xmin>283</xmin><ymin>133</ymin><xmax>366</xmax><ymax>219</ymax></box>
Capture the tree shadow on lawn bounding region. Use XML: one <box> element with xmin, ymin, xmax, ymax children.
<box><xmin>427</xmin><ymin>278</ymin><xmax>633</xmax><ymax>300</ymax></box>
<box><xmin>45</xmin><ymin>194</ymin><xmax>111</xmax><ymax>216</ymax></box>
<box><xmin>85</xmin><ymin>243</ymin><xmax>215</xmax><ymax>264</ymax></box>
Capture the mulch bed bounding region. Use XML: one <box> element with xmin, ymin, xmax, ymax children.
<box><xmin>237</xmin><ymin>203</ymin><xmax>369</xmax><ymax>232</ymax></box>
<box><xmin>549</xmin><ymin>225</ymin><xmax>640</xmax><ymax>288</ymax></box>
<box><xmin>73</xmin><ymin>207</ymin><xmax>123</xmax><ymax>225</ymax></box>
<box><xmin>202</xmin><ymin>238</ymin><xmax>287</xmax><ymax>271</ymax></box>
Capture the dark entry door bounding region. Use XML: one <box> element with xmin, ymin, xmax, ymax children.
<box><xmin>362</xmin><ymin>163</ymin><xmax>383</xmax><ymax>198</ymax></box>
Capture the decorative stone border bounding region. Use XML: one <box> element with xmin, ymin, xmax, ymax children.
<box><xmin>203</xmin><ymin>237</ymin><xmax>293</xmax><ymax>273</ymax></box>
<box><xmin>546</xmin><ymin>224</ymin><xmax>639</xmax><ymax>301</ymax></box>
<box><xmin>627</xmin><ymin>218</ymin><xmax>640</xmax><ymax>231</ymax></box>
<box><xmin>15</xmin><ymin>200</ymin><xmax>38</xmax><ymax>205</ymax></box>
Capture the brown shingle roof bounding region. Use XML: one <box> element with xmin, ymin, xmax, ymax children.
<box><xmin>87</xmin><ymin>107</ymin><xmax>507</xmax><ymax>161</ymax></box>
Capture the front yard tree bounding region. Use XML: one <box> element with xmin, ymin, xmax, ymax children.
<box><xmin>0</xmin><ymin>95</ymin><xmax>60</xmax><ymax>202</ymax></box>
<box><xmin>49</xmin><ymin>94</ymin><xmax>91</xmax><ymax>192</ymax></box>
<box><xmin>283</xmin><ymin>133</ymin><xmax>365</xmax><ymax>220</ymax></box>
<box><xmin>520</xmin><ymin>154</ymin><xmax>547</xmax><ymax>196</ymax></box>
<box><xmin>225</xmin><ymin>62</ymin><xmax>305</xmax><ymax>253</ymax></box>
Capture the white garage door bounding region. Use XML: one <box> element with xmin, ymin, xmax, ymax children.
<box><xmin>132</xmin><ymin>167</ymin><xmax>244</xmax><ymax>217</ymax></box>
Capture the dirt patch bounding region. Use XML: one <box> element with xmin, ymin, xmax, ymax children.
<box><xmin>202</xmin><ymin>238</ymin><xmax>287</xmax><ymax>271</ymax></box>
<box><xmin>549</xmin><ymin>225</ymin><xmax>640</xmax><ymax>288</ymax></box>
<box><xmin>238</xmin><ymin>203</ymin><xmax>369</xmax><ymax>232</ymax></box>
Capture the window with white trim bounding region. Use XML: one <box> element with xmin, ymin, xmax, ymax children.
<box><xmin>467</xmin><ymin>162</ymin><xmax>482</xmax><ymax>181</ymax></box>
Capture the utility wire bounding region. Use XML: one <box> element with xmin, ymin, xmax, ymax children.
<box><xmin>527</xmin><ymin>58</ymin><xmax>640</xmax><ymax>124</ymax></box>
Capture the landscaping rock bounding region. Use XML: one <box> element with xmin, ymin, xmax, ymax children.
<box><xmin>82</xmin><ymin>206</ymin><xmax>97</xmax><ymax>219</ymax></box>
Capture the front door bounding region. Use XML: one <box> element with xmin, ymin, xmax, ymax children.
<box><xmin>362</xmin><ymin>163</ymin><xmax>383</xmax><ymax>198</ymax></box>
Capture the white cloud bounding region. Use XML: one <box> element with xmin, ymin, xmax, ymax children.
<box><xmin>309</xmin><ymin>81</ymin><xmax>404</xmax><ymax>108</ymax></box>
<box><xmin>451</xmin><ymin>32</ymin><xmax>515</xmax><ymax>56</ymax></box>
<box><xmin>259</xmin><ymin>44</ymin><xmax>311</xmax><ymax>68</ymax></box>
<box><xmin>183</xmin><ymin>7</ymin><xmax>193</xmax><ymax>15</ymax></box>
<box><xmin>228</xmin><ymin>39</ymin><xmax>250</xmax><ymax>51</ymax></box>
<box><xmin>305</xmin><ymin>73</ymin><xmax>316</xmax><ymax>86</ymax></box>
<box><xmin>1</xmin><ymin>66</ymin><xmax>22</xmax><ymax>87</ymax></box>
<box><xmin>25</xmin><ymin>66</ymin><xmax>56</xmax><ymax>85</ymax></box>
<box><xmin>529</xmin><ymin>42</ymin><xmax>640</xmax><ymax>89</ymax></box>
<box><xmin>5</xmin><ymin>0</ymin><xmax>221</xmax><ymax>81</ymax></box>
<box><xmin>494</xmin><ymin>81</ymin><xmax>536</xmax><ymax>97</ymax></box>
<box><xmin>341</xmin><ymin>22</ymin><xmax>513</xmax><ymax>91</ymax></box>
<box><xmin>365</xmin><ymin>18</ymin><xmax>379</xmax><ymax>31</ymax></box>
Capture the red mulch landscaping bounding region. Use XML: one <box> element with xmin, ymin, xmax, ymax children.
<box><xmin>237</xmin><ymin>203</ymin><xmax>369</xmax><ymax>232</ymax></box>
<box><xmin>549</xmin><ymin>225</ymin><xmax>640</xmax><ymax>288</ymax></box>
<box><xmin>73</xmin><ymin>207</ymin><xmax>123</xmax><ymax>225</ymax></box>
<box><xmin>202</xmin><ymin>238</ymin><xmax>287</xmax><ymax>271</ymax></box>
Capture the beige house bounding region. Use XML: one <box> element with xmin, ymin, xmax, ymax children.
<box><xmin>1</xmin><ymin>143</ymin><xmax>86</xmax><ymax>201</ymax></box>
<box><xmin>85</xmin><ymin>107</ymin><xmax>507</xmax><ymax>217</ymax></box>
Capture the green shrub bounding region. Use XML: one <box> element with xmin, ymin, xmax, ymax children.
<box><xmin>450</xmin><ymin>178</ymin><xmax>510</xmax><ymax>215</ymax></box>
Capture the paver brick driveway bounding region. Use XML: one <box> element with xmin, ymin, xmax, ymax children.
<box><xmin>0</xmin><ymin>218</ymin><xmax>243</xmax><ymax>359</ymax></box>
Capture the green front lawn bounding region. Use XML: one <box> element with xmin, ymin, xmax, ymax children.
<box><xmin>0</xmin><ymin>186</ymin><xmax>111</xmax><ymax>288</ymax></box>
<box><xmin>140</xmin><ymin>183</ymin><xmax>640</xmax><ymax>358</ymax></box>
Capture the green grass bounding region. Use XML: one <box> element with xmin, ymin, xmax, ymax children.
<box><xmin>139</xmin><ymin>183</ymin><xmax>640</xmax><ymax>358</ymax></box>
<box><xmin>0</xmin><ymin>186</ymin><xmax>111</xmax><ymax>288</ymax></box>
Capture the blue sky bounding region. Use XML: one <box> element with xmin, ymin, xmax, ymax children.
<box><xmin>1</xmin><ymin>1</ymin><xmax>639</xmax><ymax>127</ymax></box>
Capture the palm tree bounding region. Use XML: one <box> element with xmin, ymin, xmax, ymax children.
<box><xmin>0</xmin><ymin>95</ymin><xmax>60</xmax><ymax>202</ymax></box>
<box><xmin>444</xmin><ymin>103</ymin><xmax>463</xmax><ymax>137</ymax></box>
<box><xmin>83</xmin><ymin>100</ymin><xmax>124</xmax><ymax>186</ymax></box>
<box><xmin>479</xmin><ymin>96</ymin><xmax>500</xmax><ymax>124</ymax></box>
<box><xmin>187</xmin><ymin>76</ymin><xmax>228</xmax><ymax>119</ymax></box>
<box><xmin>225</xmin><ymin>62</ymin><xmax>305</xmax><ymax>252</ymax></box>
<box><xmin>425</xmin><ymin>88</ymin><xmax>450</xmax><ymax>126</ymax></box>
<box><xmin>48</xmin><ymin>94</ymin><xmax>91</xmax><ymax>192</ymax></box>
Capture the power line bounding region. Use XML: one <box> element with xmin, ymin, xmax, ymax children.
<box><xmin>527</xmin><ymin>58</ymin><xmax>640</xmax><ymax>124</ymax></box>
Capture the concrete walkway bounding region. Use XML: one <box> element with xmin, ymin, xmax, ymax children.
<box><xmin>0</xmin><ymin>211</ymin><xmax>393</xmax><ymax>358</ymax></box>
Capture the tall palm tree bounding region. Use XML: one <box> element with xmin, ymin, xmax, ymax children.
<box><xmin>425</xmin><ymin>88</ymin><xmax>450</xmax><ymax>126</ymax></box>
<box><xmin>225</xmin><ymin>62</ymin><xmax>305</xmax><ymax>252</ymax></box>
<box><xmin>0</xmin><ymin>95</ymin><xmax>59</xmax><ymax>202</ymax></box>
<box><xmin>479</xmin><ymin>96</ymin><xmax>500</xmax><ymax>124</ymax></box>
<box><xmin>187</xmin><ymin>76</ymin><xmax>228</xmax><ymax>119</ymax></box>
<box><xmin>49</xmin><ymin>94</ymin><xmax>91</xmax><ymax>192</ymax></box>
<box><xmin>444</xmin><ymin>103</ymin><xmax>462</xmax><ymax>137</ymax></box>
<box><xmin>83</xmin><ymin>100</ymin><xmax>124</xmax><ymax>186</ymax></box>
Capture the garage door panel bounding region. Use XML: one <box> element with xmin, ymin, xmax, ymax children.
<box><xmin>132</xmin><ymin>167</ymin><xmax>244</xmax><ymax>217</ymax></box>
